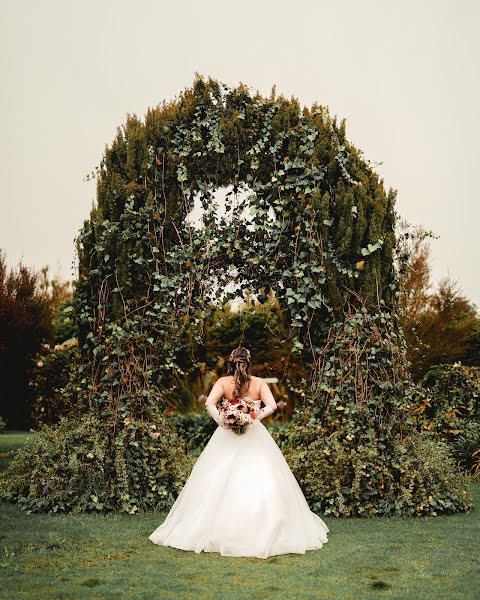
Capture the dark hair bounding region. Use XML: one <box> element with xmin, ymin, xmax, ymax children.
<box><xmin>226</xmin><ymin>346</ymin><xmax>252</xmax><ymax>399</ymax></box>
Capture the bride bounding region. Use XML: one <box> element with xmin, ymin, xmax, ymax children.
<box><xmin>149</xmin><ymin>346</ymin><xmax>329</xmax><ymax>559</ymax></box>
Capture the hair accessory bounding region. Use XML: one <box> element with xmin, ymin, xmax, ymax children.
<box><xmin>229</xmin><ymin>347</ymin><xmax>251</xmax><ymax>362</ymax></box>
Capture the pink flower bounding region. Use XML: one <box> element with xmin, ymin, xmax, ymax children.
<box><xmin>40</xmin><ymin>407</ymin><xmax>45</xmax><ymax>413</ymax></box>
<box><xmin>152</xmin><ymin>432</ymin><xmax>161</xmax><ymax>438</ymax></box>
<box><xmin>37</xmin><ymin>361</ymin><xmax>44</xmax><ymax>367</ymax></box>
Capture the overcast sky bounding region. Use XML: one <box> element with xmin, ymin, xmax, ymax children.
<box><xmin>1</xmin><ymin>0</ymin><xmax>479</xmax><ymax>308</ymax></box>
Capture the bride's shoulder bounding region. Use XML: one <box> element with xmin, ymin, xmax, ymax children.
<box><xmin>250</xmin><ymin>375</ymin><xmax>265</xmax><ymax>389</ymax></box>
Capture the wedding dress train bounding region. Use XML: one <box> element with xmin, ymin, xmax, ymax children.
<box><xmin>148</xmin><ymin>399</ymin><xmax>329</xmax><ymax>559</ymax></box>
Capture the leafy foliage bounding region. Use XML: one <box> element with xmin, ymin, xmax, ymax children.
<box><xmin>450</xmin><ymin>430</ymin><xmax>480</xmax><ymax>480</ymax></box>
<box><xmin>75</xmin><ymin>73</ymin><xmax>398</xmax><ymax>387</ymax></box>
<box><xmin>171</xmin><ymin>412</ymin><xmax>290</xmax><ymax>456</ymax></box>
<box><xmin>286</xmin><ymin>426</ymin><xmax>472</xmax><ymax>518</ymax></box>
<box><xmin>53</xmin><ymin>297</ymin><xmax>78</xmax><ymax>344</ymax></box>
<box><xmin>0</xmin><ymin>250</ymin><xmax>54</xmax><ymax>429</ymax></box>
<box><xmin>170</xmin><ymin>412</ymin><xmax>217</xmax><ymax>455</ymax></box>
<box><xmin>30</xmin><ymin>339</ymin><xmax>79</xmax><ymax>426</ymax></box>
<box><xmin>3</xmin><ymin>74</ymin><xmax>472</xmax><ymax>516</ymax></box>
<box><xmin>0</xmin><ymin>412</ymin><xmax>192</xmax><ymax>514</ymax></box>
<box><xmin>203</xmin><ymin>301</ymin><xmax>306</xmax><ymax>416</ymax></box>
<box><xmin>264</xmin><ymin>421</ymin><xmax>291</xmax><ymax>448</ymax></box>
<box><xmin>396</xmin><ymin>223</ymin><xmax>479</xmax><ymax>379</ymax></box>
<box><xmin>283</xmin><ymin>308</ymin><xmax>474</xmax><ymax>516</ymax></box>
<box><xmin>204</xmin><ymin>301</ymin><xmax>290</xmax><ymax>372</ymax></box>
<box><xmin>411</xmin><ymin>363</ymin><xmax>480</xmax><ymax>442</ymax></box>
<box><xmin>409</xmin><ymin>363</ymin><xmax>480</xmax><ymax>479</ymax></box>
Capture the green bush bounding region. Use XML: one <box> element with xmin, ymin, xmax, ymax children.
<box><xmin>170</xmin><ymin>412</ymin><xmax>217</xmax><ymax>455</ymax></box>
<box><xmin>283</xmin><ymin>308</ymin><xmax>474</xmax><ymax>517</ymax></box>
<box><xmin>285</xmin><ymin>423</ymin><xmax>473</xmax><ymax>517</ymax></box>
<box><xmin>393</xmin><ymin>431</ymin><xmax>473</xmax><ymax>516</ymax></box>
<box><xmin>171</xmin><ymin>412</ymin><xmax>292</xmax><ymax>455</ymax></box>
<box><xmin>265</xmin><ymin>421</ymin><xmax>291</xmax><ymax>448</ymax></box>
<box><xmin>53</xmin><ymin>298</ymin><xmax>78</xmax><ymax>345</ymax></box>
<box><xmin>30</xmin><ymin>339</ymin><xmax>80</xmax><ymax>426</ymax></box>
<box><xmin>411</xmin><ymin>363</ymin><xmax>480</xmax><ymax>442</ymax></box>
<box><xmin>450</xmin><ymin>429</ymin><xmax>480</xmax><ymax>480</ymax></box>
<box><xmin>0</xmin><ymin>416</ymin><xmax>7</xmax><ymax>434</ymax></box>
<box><xmin>0</xmin><ymin>413</ymin><xmax>191</xmax><ymax>514</ymax></box>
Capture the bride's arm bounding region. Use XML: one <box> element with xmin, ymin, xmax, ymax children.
<box><xmin>256</xmin><ymin>380</ymin><xmax>278</xmax><ymax>421</ymax></box>
<box><xmin>204</xmin><ymin>379</ymin><xmax>224</xmax><ymax>425</ymax></box>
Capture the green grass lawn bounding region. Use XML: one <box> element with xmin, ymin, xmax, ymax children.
<box><xmin>1</xmin><ymin>432</ymin><xmax>479</xmax><ymax>600</ymax></box>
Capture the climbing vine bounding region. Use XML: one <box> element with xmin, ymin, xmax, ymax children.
<box><xmin>1</xmin><ymin>74</ymin><xmax>472</xmax><ymax>516</ymax></box>
<box><xmin>76</xmin><ymin>74</ymin><xmax>398</xmax><ymax>397</ymax></box>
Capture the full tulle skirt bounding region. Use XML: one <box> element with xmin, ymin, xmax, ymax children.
<box><xmin>148</xmin><ymin>420</ymin><xmax>329</xmax><ymax>559</ymax></box>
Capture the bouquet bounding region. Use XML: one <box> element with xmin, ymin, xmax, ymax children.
<box><xmin>218</xmin><ymin>397</ymin><xmax>257</xmax><ymax>435</ymax></box>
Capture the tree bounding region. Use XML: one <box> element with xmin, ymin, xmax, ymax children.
<box><xmin>397</xmin><ymin>223</ymin><xmax>479</xmax><ymax>379</ymax></box>
<box><xmin>0</xmin><ymin>250</ymin><xmax>53</xmax><ymax>428</ymax></box>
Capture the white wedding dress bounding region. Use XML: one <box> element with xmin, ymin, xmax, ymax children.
<box><xmin>148</xmin><ymin>399</ymin><xmax>329</xmax><ymax>559</ymax></box>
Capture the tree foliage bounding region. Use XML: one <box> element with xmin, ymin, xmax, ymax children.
<box><xmin>397</xmin><ymin>223</ymin><xmax>479</xmax><ymax>379</ymax></box>
<box><xmin>0</xmin><ymin>250</ymin><xmax>54</xmax><ymax>428</ymax></box>
<box><xmin>411</xmin><ymin>363</ymin><xmax>480</xmax><ymax>442</ymax></box>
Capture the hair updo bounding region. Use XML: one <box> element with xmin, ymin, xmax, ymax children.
<box><xmin>226</xmin><ymin>346</ymin><xmax>252</xmax><ymax>400</ymax></box>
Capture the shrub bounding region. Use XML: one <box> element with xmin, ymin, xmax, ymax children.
<box><xmin>450</xmin><ymin>429</ymin><xmax>480</xmax><ymax>480</ymax></box>
<box><xmin>265</xmin><ymin>421</ymin><xmax>291</xmax><ymax>448</ymax></box>
<box><xmin>170</xmin><ymin>412</ymin><xmax>217</xmax><ymax>455</ymax></box>
<box><xmin>393</xmin><ymin>430</ymin><xmax>473</xmax><ymax>516</ymax></box>
<box><xmin>171</xmin><ymin>412</ymin><xmax>292</xmax><ymax>455</ymax></box>
<box><xmin>30</xmin><ymin>339</ymin><xmax>79</xmax><ymax>426</ymax></box>
<box><xmin>283</xmin><ymin>308</ymin><xmax>474</xmax><ymax>517</ymax></box>
<box><xmin>0</xmin><ymin>416</ymin><xmax>6</xmax><ymax>434</ymax></box>
<box><xmin>411</xmin><ymin>363</ymin><xmax>480</xmax><ymax>441</ymax></box>
<box><xmin>285</xmin><ymin>423</ymin><xmax>473</xmax><ymax>517</ymax></box>
<box><xmin>53</xmin><ymin>298</ymin><xmax>78</xmax><ymax>344</ymax></box>
<box><xmin>0</xmin><ymin>412</ymin><xmax>192</xmax><ymax>514</ymax></box>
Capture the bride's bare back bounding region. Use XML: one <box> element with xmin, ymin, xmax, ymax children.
<box><xmin>215</xmin><ymin>375</ymin><xmax>276</xmax><ymax>408</ymax></box>
<box><xmin>221</xmin><ymin>374</ymin><xmax>260</xmax><ymax>400</ymax></box>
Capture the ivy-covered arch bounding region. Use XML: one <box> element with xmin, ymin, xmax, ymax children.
<box><xmin>78</xmin><ymin>74</ymin><xmax>397</xmax><ymax>372</ymax></box>
<box><xmin>0</xmin><ymin>75</ymin><xmax>472</xmax><ymax>516</ymax></box>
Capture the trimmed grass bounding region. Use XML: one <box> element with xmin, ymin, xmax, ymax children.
<box><xmin>0</xmin><ymin>432</ymin><xmax>479</xmax><ymax>600</ymax></box>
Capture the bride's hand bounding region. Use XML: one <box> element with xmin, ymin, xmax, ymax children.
<box><xmin>255</xmin><ymin>380</ymin><xmax>278</xmax><ymax>421</ymax></box>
